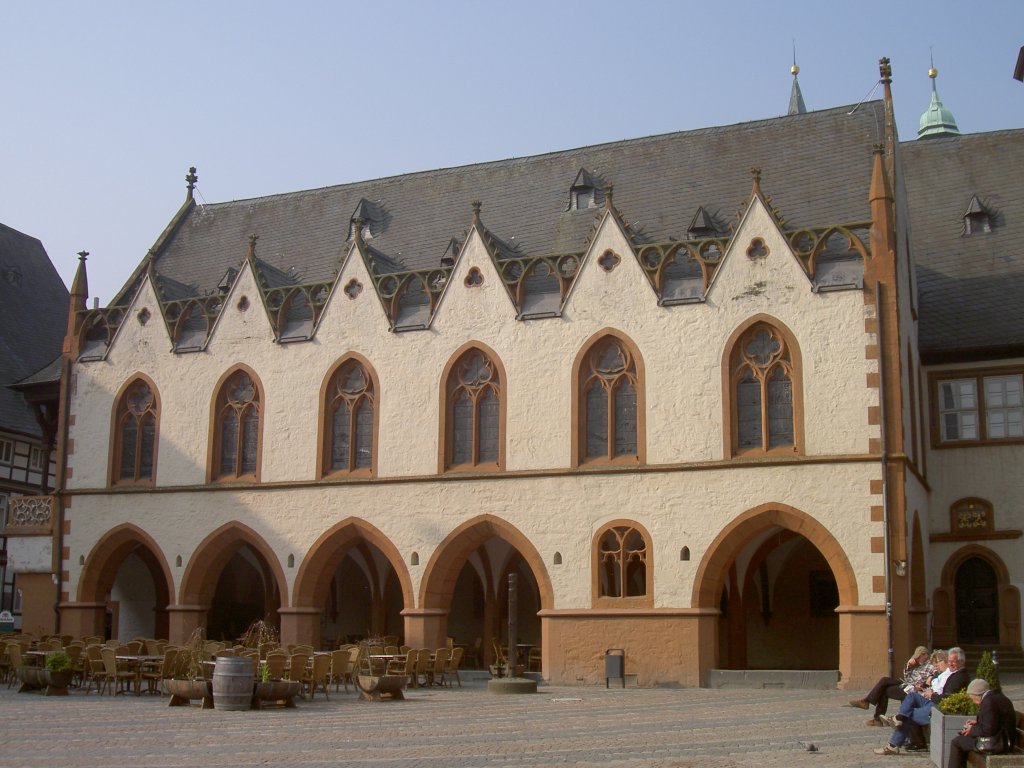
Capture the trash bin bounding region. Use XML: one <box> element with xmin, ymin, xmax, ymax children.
<box><xmin>605</xmin><ymin>648</ymin><xmax>625</xmax><ymax>688</ymax></box>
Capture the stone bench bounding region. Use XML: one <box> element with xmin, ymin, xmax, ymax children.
<box><xmin>967</xmin><ymin>711</ymin><xmax>1024</xmax><ymax>768</ymax></box>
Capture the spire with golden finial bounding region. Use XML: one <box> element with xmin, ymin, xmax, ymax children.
<box><xmin>918</xmin><ymin>49</ymin><xmax>960</xmax><ymax>139</ymax></box>
<box><xmin>788</xmin><ymin>41</ymin><xmax>807</xmax><ymax>115</ymax></box>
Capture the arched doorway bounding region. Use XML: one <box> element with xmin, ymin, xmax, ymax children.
<box><xmin>179</xmin><ymin>522</ymin><xmax>287</xmax><ymax>642</ymax></box>
<box><xmin>293</xmin><ymin>519</ymin><xmax>412</xmax><ymax>649</ymax></box>
<box><xmin>76</xmin><ymin>524</ymin><xmax>173</xmax><ymax>641</ymax></box>
<box><xmin>207</xmin><ymin>544</ymin><xmax>280</xmax><ymax>641</ymax></box>
<box><xmin>421</xmin><ymin>515</ymin><xmax>552</xmax><ymax>669</ymax></box>
<box><xmin>933</xmin><ymin>546</ymin><xmax>1020</xmax><ymax>649</ymax></box>
<box><xmin>955</xmin><ymin>556</ymin><xmax>999</xmax><ymax>645</ymax></box>
<box><xmin>693</xmin><ymin>503</ymin><xmax>858</xmax><ymax>676</ymax></box>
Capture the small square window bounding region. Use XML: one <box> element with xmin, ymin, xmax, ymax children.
<box><xmin>0</xmin><ymin>439</ymin><xmax>12</xmax><ymax>465</ymax></box>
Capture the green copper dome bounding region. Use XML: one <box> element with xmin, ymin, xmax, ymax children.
<box><xmin>918</xmin><ymin>69</ymin><xmax>960</xmax><ymax>139</ymax></box>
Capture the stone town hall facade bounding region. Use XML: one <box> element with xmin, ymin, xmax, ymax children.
<box><xmin>7</xmin><ymin>60</ymin><xmax>1022</xmax><ymax>687</ymax></box>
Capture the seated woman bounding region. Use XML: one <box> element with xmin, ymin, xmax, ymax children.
<box><xmin>849</xmin><ymin>645</ymin><xmax>931</xmax><ymax>726</ymax></box>
<box><xmin>946</xmin><ymin>679</ymin><xmax>1016</xmax><ymax>768</ymax></box>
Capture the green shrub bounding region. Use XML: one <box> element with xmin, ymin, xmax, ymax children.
<box><xmin>44</xmin><ymin>651</ymin><xmax>72</xmax><ymax>672</ymax></box>
<box><xmin>976</xmin><ymin>650</ymin><xmax>1001</xmax><ymax>691</ymax></box>
<box><xmin>938</xmin><ymin>689</ymin><xmax>979</xmax><ymax>716</ymax></box>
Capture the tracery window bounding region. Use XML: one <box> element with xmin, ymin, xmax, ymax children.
<box><xmin>593</xmin><ymin>523</ymin><xmax>652</xmax><ymax>606</ymax></box>
<box><xmin>324</xmin><ymin>359</ymin><xmax>375</xmax><ymax>475</ymax></box>
<box><xmin>213</xmin><ymin>369</ymin><xmax>261</xmax><ymax>481</ymax></box>
<box><xmin>113</xmin><ymin>379</ymin><xmax>157</xmax><ymax>484</ymax></box>
<box><xmin>729</xmin><ymin>322</ymin><xmax>798</xmax><ymax>455</ymax></box>
<box><xmin>444</xmin><ymin>348</ymin><xmax>502</xmax><ymax>470</ymax></box>
<box><xmin>579</xmin><ymin>337</ymin><xmax>639</xmax><ymax>463</ymax></box>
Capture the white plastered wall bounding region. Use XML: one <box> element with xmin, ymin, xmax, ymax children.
<box><xmin>64</xmin><ymin>195</ymin><xmax>886</xmax><ymax>612</ymax></box>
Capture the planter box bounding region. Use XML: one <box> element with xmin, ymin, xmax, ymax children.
<box><xmin>931</xmin><ymin>708</ymin><xmax>971</xmax><ymax>768</ymax></box>
<box><xmin>13</xmin><ymin>666</ymin><xmax>71</xmax><ymax>695</ymax></box>
<box><xmin>252</xmin><ymin>680</ymin><xmax>301</xmax><ymax>709</ymax></box>
<box><xmin>165</xmin><ymin>679</ymin><xmax>213</xmax><ymax>709</ymax></box>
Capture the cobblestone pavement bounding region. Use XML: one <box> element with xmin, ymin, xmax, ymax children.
<box><xmin>1</xmin><ymin>673</ymin><xmax>1021</xmax><ymax>768</ymax></box>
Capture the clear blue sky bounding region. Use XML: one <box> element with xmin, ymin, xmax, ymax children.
<box><xmin>3</xmin><ymin>0</ymin><xmax>1022</xmax><ymax>305</ymax></box>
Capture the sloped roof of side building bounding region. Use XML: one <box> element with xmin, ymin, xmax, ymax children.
<box><xmin>0</xmin><ymin>223</ymin><xmax>69</xmax><ymax>438</ymax></box>
<box><xmin>901</xmin><ymin>129</ymin><xmax>1024</xmax><ymax>361</ymax></box>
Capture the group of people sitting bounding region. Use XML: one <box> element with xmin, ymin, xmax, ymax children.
<box><xmin>847</xmin><ymin>645</ymin><xmax>1016</xmax><ymax>766</ymax></box>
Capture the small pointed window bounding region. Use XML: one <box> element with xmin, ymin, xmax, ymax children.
<box><xmin>113</xmin><ymin>379</ymin><xmax>158</xmax><ymax>484</ymax></box>
<box><xmin>578</xmin><ymin>337</ymin><xmax>641</xmax><ymax>464</ymax></box>
<box><xmin>324</xmin><ymin>359</ymin><xmax>376</xmax><ymax>475</ymax></box>
<box><xmin>728</xmin><ymin>322</ymin><xmax>801</xmax><ymax>456</ymax></box>
<box><xmin>593</xmin><ymin>523</ymin><xmax>652</xmax><ymax>606</ymax></box>
<box><xmin>444</xmin><ymin>349</ymin><xmax>503</xmax><ymax>471</ymax></box>
<box><xmin>213</xmin><ymin>369</ymin><xmax>262</xmax><ymax>480</ymax></box>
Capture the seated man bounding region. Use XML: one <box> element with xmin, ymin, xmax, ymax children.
<box><xmin>946</xmin><ymin>678</ymin><xmax>1016</xmax><ymax>768</ymax></box>
<box><xmin>874</xmin><ymin>647</ymin><xmax>970</xmax><ymax>755</ymax></box>
<box><xmin>849</xmin><ymin>645</ymin><xmax>931</xmax><ymax>725</ymax></box>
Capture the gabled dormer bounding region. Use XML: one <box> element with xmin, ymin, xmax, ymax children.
<box><xmin>348</xmin><ymin>198</ymin><xmax>386</xmax><ymax>241</ymax></box>
<box><xmin>686</xmin><ymin>206</ymin><xmax>720</xmax><ymax>240</ymax></box>
<box><xmin>963</xmin><ymin>195</ymin><xmax>993</xmax><ymax>235</ymax></box>
<box><xmin>569</xmin><ymin>168</ymin><xmax>604</xmax><ymax>211</ymax></box>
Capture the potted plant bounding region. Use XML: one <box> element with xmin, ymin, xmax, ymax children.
<box><xmin>251</xmin><ymin>659</ymin><xmax>301</xmax><ymax>709</ymax></box>
<box><xmin>931</xmin><ymin>689</ymin><xmax>977</xmax><ymax>767</ymax></box>
<box><xmin>976</xmin><ymin>650</ymin><xmax>1001</xmax><ymax>690</ymax></box>
<box><xmin>166</xmin><ymin>628</ymin><xmax>213</xmax><ymax>708</ymax></box>
<box><xmin>42</xmin><ymin>651</ymin><xmax>75</xmax><ymax>696</ymax></box>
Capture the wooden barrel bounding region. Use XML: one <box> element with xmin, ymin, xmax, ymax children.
<box><xmin>212</xmin><ymin>656</ymin><xmax>254</xmax><ymax>711</ymax></box>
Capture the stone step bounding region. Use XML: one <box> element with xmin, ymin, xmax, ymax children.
<box><xmin>706</xmin><ymin>669</ymin><xmax>839</xmax><ymax>689</ymax></box>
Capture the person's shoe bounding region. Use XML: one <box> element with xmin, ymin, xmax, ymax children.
<box><xmin>879</xmin><ymin>714</ymin><xmax>899</xmax><ymax>728</ymax></box>
<box><xmin>849</xmin><ymin>698</ymin><xmax>870</xmax><ymax>709</ymax></box>
<box><xmin>873</xmin><ymin>744</ymin><xmax>901</xmax><ymax>756</ymax></box>
<box><xmin>905</xmin><ymin>743</ymin><xmax>927</xmax><ymax>753</ymax></box>
<box><xmin>866</xmin><ymin>717</ymin><xmax>883</xmax><ymax>726</ymax></box>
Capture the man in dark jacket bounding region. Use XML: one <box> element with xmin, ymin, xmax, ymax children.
<box><xmin>946</xmin><ymin>678</ymin><xmax>1017</xmax><ymax>768</ymax></box>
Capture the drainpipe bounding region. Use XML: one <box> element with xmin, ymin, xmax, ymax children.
<box><xmin>875</xmin><ymin>281</ymin><xmax>894</xmax><ymax>678</ymax></box>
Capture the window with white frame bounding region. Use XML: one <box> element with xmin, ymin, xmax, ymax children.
<box><xmin>935</xmin><ymin>370</ymin><xmax>1023</xmax><ymax>444</ymax></box>
<box><xmin>0</xmin><ymin>438</ymin><xmax>12</xmax><ymax>465</ymax></box>
<box><xmin>29</xmin><ymin>446</ymin><xmax>45</xmax><ymax>471</ymax></box>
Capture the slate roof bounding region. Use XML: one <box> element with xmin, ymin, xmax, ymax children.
<box><xmin>129</xmin><ymin>103</ymin><xmax>885</xmax><ymax>305</ymax></box>
<box><xmin>0</xmin><ymin>223</ymin><xmax>69</xmax><ymax>438</ymax></box>
<box><xmin>901</xmin><ymin>129</ymin><xmax>1024</xmax><ymax>360</ymax></box>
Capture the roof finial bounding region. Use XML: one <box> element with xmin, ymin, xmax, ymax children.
<box><xmin>603</xmin><ymin>183</ymin><xmax>614</xmax><ymax>210</ymax></box>
<box><xmin>185</xmin><ymin>166</ymin><xmax>198</xmax><ymax>200</ymax></box>
<box><xmin>471</xmin><ymin>200</ymin><xmax>482</xmax><ymax>227</ymax></box>
<box><xmin>788</xmin><ymin>41</ymin><xmax>807</xmax><ymax>115</ymax></box>
<box><xmin>247</xmin><ymin>233</ymin><xmax>258</xmax><ymax>260</ymax></box>
<box><xmin>750</xmin><ymin>166</ymin><xmax>762</xmax><ymax>196</ymax></box>
<box><xmin>918</xmin><ymin>52</ymin><xmax>960</xmax><ymax>139</ymax></box>
<box><xmin>879</xmin><ymin>57</ymin><xmax>892</xmax><ymax>85</ymax></box>
<box><xmin>77</xmin><ymin>250</ymin><xmax>89</xmax><ymax>264</ymax></box>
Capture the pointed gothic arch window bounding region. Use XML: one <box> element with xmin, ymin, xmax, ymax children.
<box><xmin>727</xmin><ymin>321</ymin><xmax>802</xmax><ymax>456</ymax></box>
<box><xmin>112</xmin><ymin>378</ymin><xmax>158</xmax><ymax>484</ymax></box>
<box><xmin>322</xmin><ymin>357</ymin><xmax>376</xmax><ymax>476</ymax></box>
<box><xmin>443</xmin><ymin>347</ymin><xmax>503</xmax><ymax>471</ymax></box>
<box><xmin>592</xmin><ymin>522</ymin><xmax>652</xmax><ymax>607</ymax></box>
<box><xmin>577</xmin><ymin>335</ymin><xmax>642</xmax><ymax>465</ymax></box>
<box><xmin>212</xmin><ymin>369</ymin><xmax>262</xmax><ymax>481</ymax></box>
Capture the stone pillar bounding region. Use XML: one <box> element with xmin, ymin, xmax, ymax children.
<box><xmin>837</xmin><ymin>605</ymin><xmax>887</xmax><ymax>690</ymax></box>
<box><xmin>280</xmin><ymin>607</ymin><xmax>320</xmax><ymax>649</ymax></box>
<box><xmin>59</xmin><ymin>601</ymin><xmax>106</xmax><ymax>638</ymax></box>
<box><xmin>166</xmin><ymin>604</ymin><xmax>207</xmax><ymax>644</ymax></box>
<box><xmin>402</xmin><ymin>608</ymin><xmax>447</xmax><ymax>650</ymax></box>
